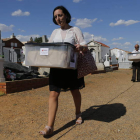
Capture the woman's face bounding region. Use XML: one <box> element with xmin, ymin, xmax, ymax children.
<box><xmin>54</xmin><ymin>9</ymin><xmax>67</xmax><ymax>27</ymax></box>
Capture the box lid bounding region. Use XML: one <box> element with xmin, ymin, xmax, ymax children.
<box><xmin>25</xmin><ymin>42</ymin><xmax>76</xmax><ymax>49</ymax></box>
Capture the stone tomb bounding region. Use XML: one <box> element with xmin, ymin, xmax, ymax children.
<box><xmin>111</xmin><ymin>54</ymin><xmax>118</xmax><ymax>65</ymax></box>
<box><xmin>3</xmin><ymin>47</ymin><xmax>23</xmax><ymax>63</ymax></box>
<box><xmin>118</xmin><ymin>51</ymin><xmax>132</xmax><ymax>69</ymax></box>
<box><xmin>87</xmin><ymin>40</ymin><xmax>105</xmax><ymax>70</ymax></box>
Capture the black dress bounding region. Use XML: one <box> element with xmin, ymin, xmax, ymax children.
<box><xmin>49</xmin><ymin>68</ymin><xmax>85</xmax><ymax>92</ymax></box>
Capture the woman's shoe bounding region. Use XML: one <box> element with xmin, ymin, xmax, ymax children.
<box><xmin>39</xmin><ymin>126</ymin><xmax>53</xmax><ymax>136</ymax></box>
<box><xmin>76</xmin><ymin>113</ymin><xmax>83</xmax><ymax>124</ymax></box>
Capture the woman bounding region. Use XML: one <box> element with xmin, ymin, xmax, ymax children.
<box><xmin>39</xmin><ymin>5</ymin><xmax>88</xmax><ymax>136</ymax></box>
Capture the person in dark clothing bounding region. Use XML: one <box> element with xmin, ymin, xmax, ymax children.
<box><xmin>131</xmin><ymin>44</ymin><xmax>140</xmax><ymax>82</ymax></box>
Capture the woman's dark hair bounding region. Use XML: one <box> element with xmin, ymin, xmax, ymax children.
<box><xmin>53</xmin><ymin>6</ymin><xmax>71</xmax><ymax>25</ymax></box>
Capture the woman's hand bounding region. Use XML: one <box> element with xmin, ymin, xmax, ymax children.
<box><xmin>74</xmin><ymin>44</ymin><xmax>88</xmax><ymax>53</ymax></box>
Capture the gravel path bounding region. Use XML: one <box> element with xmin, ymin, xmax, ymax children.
<box><xmin>0</xmin><ymin>69</ymin><xmax>139</xmax><ymax>140</ymax></box>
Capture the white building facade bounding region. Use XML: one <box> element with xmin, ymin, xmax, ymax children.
<box><xmin>110</xmin><ymin>48</ymin><xmax>132</xmax><ymax>69</ymax></box>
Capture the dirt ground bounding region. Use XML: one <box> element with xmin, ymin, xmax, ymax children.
<box><xmin>0</xmin><ymin>69</ymin><xmax>140</xmax><ymax>140</ymax></box>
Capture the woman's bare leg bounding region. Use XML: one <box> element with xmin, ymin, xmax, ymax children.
<box><xmin>70</xmin><ymin>89</ymin><xmax>81</xmax><ymax>115</ymax></box>
<box><xmin>48</xmin><ymin>91</ymin><xmax>60</xmax><ymax>127</ymax></box>
<box><xmin>39</xmin><ymin>91</ymin><xmax>60</xmax><ymax>135</ymax></box>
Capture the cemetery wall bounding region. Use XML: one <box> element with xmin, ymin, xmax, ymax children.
<box><xmin>0</xmin><ymin>77</ymin><xmax>49</xmax><ymax>94</ymax></box>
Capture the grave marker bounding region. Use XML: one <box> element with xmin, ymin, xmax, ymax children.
<box><xmin>42</xmin><ymin>35</ymin><xmax>47</xmax><ymax>43</ymax></box>
<box><xmin>104</xmin><ymin>53</ymin><xmax>110</xmax><ymax>67</ymax></box>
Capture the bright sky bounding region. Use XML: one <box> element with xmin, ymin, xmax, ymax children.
<box><xmin>0</xmin><ymin>0</ymin><xmax>140</xmax><ymax>51</ymax></box>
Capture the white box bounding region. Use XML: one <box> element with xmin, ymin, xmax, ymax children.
<box><xmin>25</xmin><ymin>42</ymin><xmax>78</xmax><ymax>69</ymax></box>
<box><xmin>128</xmin><ymin>53</ymin><xmax>140</xmax><ymax>61</ymax></box>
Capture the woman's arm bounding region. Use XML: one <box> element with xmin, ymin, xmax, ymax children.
<box><xmin>75</xmin><ymin>44</ymin><xmax>88</xmax><ymax>53</ymax></box>
<box><xmin>74</xmin><ymin>27</ymin><xmax>88</xmax><ymax>53</ymax></box>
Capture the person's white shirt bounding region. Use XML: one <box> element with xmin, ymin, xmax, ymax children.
<box><xmin>49</xmin><ymin>26</ymin><xmax>86</xmax><ymax>45</ymax></box>
<box><xmin>132</xmin><ymin>50</ymin><xmax>140</xmax><ymax>53</ymax></box>
<box><xmin>132</xmin><ymin>50</ymin><xmax>140</xmax><ymax>62</ymax></box>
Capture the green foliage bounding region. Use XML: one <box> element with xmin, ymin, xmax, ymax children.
<box><xmin>0</xmin><ymin>92</ymin><xmax>5</xmax><ymax>96</ymax></box>
<box><xmin>0</xmin><ymin>55</ymin><xmax>4</xmax><ymax>58</ymax></box>
<box><xmin>34</xmin><ymin>37</ymin><xmax>42</xmax><ymax>43</ymax></box>
<box><xmin>34</xmin><ymin>36</ymin><xmax>48</xmax><ymax>43</ymax></box>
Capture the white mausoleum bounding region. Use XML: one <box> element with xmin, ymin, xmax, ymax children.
<box><xmin>87</xmin><ymin>40</ymin><xmax>110</xmax><ymax>62</ymax></box>
<box><xmin>87</xmin><ymin>40</ymin><xmax>110</xmax><ymax>69</ymax></box>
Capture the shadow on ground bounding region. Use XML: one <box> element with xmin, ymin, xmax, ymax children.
<box><xmin>45</xmin><ymin>103</ymin><xmax>126</xmax><ymax>139</ymax></box>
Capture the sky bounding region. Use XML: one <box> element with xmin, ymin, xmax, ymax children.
<box><xmin>0</xmin><ymin>0</ymin><xmax>140</xmax><ymax>52</ymax></box>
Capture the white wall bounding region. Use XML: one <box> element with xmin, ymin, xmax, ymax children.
<box><xmin>110</xmin><ymin>49</ymin><xmax>121</xmax><ymax>58</ymax></box>
<box><xmin>111</xmin><ymin>49</ymin><xmax>129</xmax><ymax>61</ymax></box>
<box><xmin>110</xmin><ymin>48</ymin><xmax>128</xmax><ymax>58</ymax></box>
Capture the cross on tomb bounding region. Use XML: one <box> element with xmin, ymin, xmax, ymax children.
<box><xmin>105</xmin><ymin>53</ymin><xmax>109</xmax><ymax>61</ymax></box>
<box><xmin>104</xmin><ymin>53</ymin><xmax>110</xmax><ymax>67</ymax></box>
<box><xmin>91</xmin><ymin>34</ymin><xmax>94</xmax><ymax>40</ymax></box>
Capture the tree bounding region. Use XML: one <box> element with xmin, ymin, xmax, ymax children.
<box><xmin>34</xmin><ymin>37</ymin><xmax>42</xmax><ymax>43</ymax></box>
<box><xmin>34</xmin><ymin>36</ymin><xmax>48</xmax><ymax>43</ymax></box>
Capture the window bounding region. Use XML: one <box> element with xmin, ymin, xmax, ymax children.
<box><xmin>15</xmin><ymin>43</ymin><xmax>17</xmax><ymax>47</ymax></box>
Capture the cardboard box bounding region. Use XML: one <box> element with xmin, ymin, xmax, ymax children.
<box><xmin>128</xmin><ymin>53</ymin><xmax>140</xmax><ymax>61</ymax></box>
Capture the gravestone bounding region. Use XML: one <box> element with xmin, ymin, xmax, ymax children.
<box><xmin>42</xmin><ymin>35</ymin><xmax>47</xmax><ymax>43</ymax></box>
<box><xmin>3</xmin><ymin>47</ymin><xmax>21</xmax><ymax>63</ymax></box>
<box><xmin>0</xmin><ymin>30</ymin><xmax>5</xmax><ymax>82</ymax></box>
<box><xmin>119</xmin><ymin>51</ymin><xmax>132</xmax><ymax>69</ymax></box>
<box><xmin>111</xmin><ymin>54</ymin><xmax>118</xmax><ymax>64</ymax></box>
<box><xmin>104</xmin><ymin>53</ymin><xmax>110</xmax><ymax>67</ymax></box>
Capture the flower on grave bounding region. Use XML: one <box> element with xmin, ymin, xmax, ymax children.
<box><xmin>4</xmin><ymin>69</ymin><xmax>16</xmax><ymax>81</ymax></box>
<box><xmin>116</xmin><ymin>57</ymin><xmax>118</xmax><ymax>60</ymax></box>
<box><xmin>109</xmin><ymin>57</ymin><xmax>111</xmax><ymax>60</ymax></box>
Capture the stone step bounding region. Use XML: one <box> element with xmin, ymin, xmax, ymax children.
<box><xmin>110</xmin><ymin>64</ymin><xmax>119</xmax><ymax>66</ymax></box>
<box><xmin>111</xmin><ymin>66</ymin><xmax>118</xmax><ymax>70</ymax></box>
<box><xmin>105</xmin><ymin>67</ymin><xmax>113</xmax><ymax>72</ymax></box>
<box><xmin>105</xmin><ymin>66</ymin><xmax>111</xmax><ymax>69</ymax></box>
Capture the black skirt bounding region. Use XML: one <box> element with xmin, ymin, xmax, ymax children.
<box><xmin>49</xmin><ymin>68</ymin><xmax>85</xmax><ymax>92</ymax></box>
